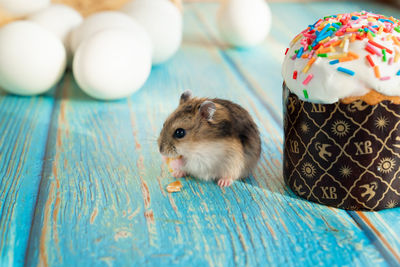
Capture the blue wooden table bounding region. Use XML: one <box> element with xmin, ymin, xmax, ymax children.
<box><xmin>2</xmin><ymin>1</ymin><xmax>400</xmax><ymax>266</ymax></box>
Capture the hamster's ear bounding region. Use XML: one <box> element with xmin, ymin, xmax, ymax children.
<box><xmin>199</xmin><ymin>101</ymin><xmax>216</xmax><ymax>121</ymax></box>
<box><xmin>179</xmin><ymin>90</ymin><xmax>192</xmax><ymax>105</ymax></box>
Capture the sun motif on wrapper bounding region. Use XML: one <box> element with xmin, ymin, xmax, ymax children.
<box><xmin>300</xmin><ymin>122</ymin><xmax>309</xmax><ymax>134</ymax></box>
<box><xmin>339</xmin><ymin>165</ymin><xmax>352</xmax><ymax>178</ymax></box>
<box><xmin>375</xmin><ymin>116</ymin><xmax>389</xmax><ymax>130</ymax></box>
<box><xmin>386</xmin><ymin>200</ymin><xmax>398</xmax><ymax>209</ymax></box>
<box><xmin>377</xmin><ymin>157</ymin><xmax>396</xmax><ymax>173</ymax></box>
<box><xmin>302</xmin><ymin>162</ymin><xmax>316</xmax><ymax>178</ymax></box>
<box><xmin>331</xmin><ymin>120</ymin><xmax>350</xmax><ymax>137</ymax></box>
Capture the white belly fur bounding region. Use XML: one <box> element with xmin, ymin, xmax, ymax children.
<box><xmin>178</xmin><ymin>139</ymin><xmax>245</xmax><ymax>181</ymax></box>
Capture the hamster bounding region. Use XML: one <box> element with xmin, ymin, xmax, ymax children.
<box><xmin>158</xmin><ymin>90</ymin><xmax>261</xmax><ymax>187</ymax></box>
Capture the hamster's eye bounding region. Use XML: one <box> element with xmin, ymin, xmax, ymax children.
<box><xmin>174</xmin><ymin>128</ymin><xmax>186</xmax><ymax>139</ymax></box>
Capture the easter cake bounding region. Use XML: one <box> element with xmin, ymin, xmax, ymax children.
<box><xmin>282</xmin><ymin>11</ymin><xmax>400</xmax><ymax>210</ymax></box>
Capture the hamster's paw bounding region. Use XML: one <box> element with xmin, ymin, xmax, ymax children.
<box><xmin>170</xmin><ymin>157</ymin><xmax>184</xmax><ymax>170</ymax></box>
<box><xmin>217</xmin><ymin>178</ymin><xmax>233</xmax><ymax>187</ymax></box>
<box><xmin>172</xmin><ymin>169</ymin><xmax>186</xmax><ymax>178</ymax></box>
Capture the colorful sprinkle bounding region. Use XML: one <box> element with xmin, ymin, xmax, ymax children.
<box><xmin>331</xmin><ymin>40</ymin><xmax>343</xmax><ymax>47</ymax></box>
<box><xmin>297</xmin><ymin>47</ymin><xmax>304</xmax><ymax>58</ymax></box>
<box><xmin>374</xmin><ymin>66</ymin><xmax>381</xmax><ymax>79</ymax></box>
<box><xmin>368</xmin><ymin>40</ymin><xmax>393</xmax><ymax>54</ymax></box>
<box><xmin>395</xmin><ymin>49</ymin><xmax>400</xmax><ymax>62</ymax></box>
<box><xmin>366</xmin><ymin>55</ymin><xmax>375</xmax><ymax>67</ymax></box>
<box><xmin>303</xmin><ymin>90</ymin><xmax>309</xmax><ymax>99</ymax></box>
<box><xmin>302</xmin><ymin>64</ymin><xmax>311</xmax><ymax>73</ymax></box>
<box><xmin>320</xmin><ymin>36</ymin><xmax>331</xmax><ymax>44</ymax></box>
<box><xmin>307</xmin><ymin>57</ymin><xmax>317</xmax><ymax>67</ymax></box>
<box><xmin>337</xmin><ymin>67</ymin><xmax>355</xmax><ymax>76</ymax></box>
<box><xmin>328</xmin><ymin>53</ymin><xmax>347</xmax><ymax>59</ymax></box>
<box><xmin>285</xmin><ymin>11</ymin><xmax>400</xmax><ymax>90</ymax></box>
<box><xmin>379</xmin><ymin>18</ymin><xmax>393</xmax><ymax>24</ymax></box>
<box><xmin>318</xmin><ymin>46</ymin><xmax>334</xmax><ymax>54</ymax></box>
<box><xmin>343</xmin><ymin>38</ymin><xmax>349</xmax><ymax>52</ymax></box>
<box><xmin>302</xmin><ymin>74</ymin><xmax>314</xmax><ymax>85</ymax></box>
<box><xmin>392</xmin><ymin>36</ymin><xmax>400</xmax><ymax>46</ymax></box>
<box><xmin>348</xmin><ymin>51</ymin><xmax>359</xmax><ymax>59</ymax></box>
<box><xmin>346</xmin><ymin>28</ymin><xmax>359</xmax><ymax>33</ymax></box>
<box><xmin>350</xmin><ymin>33</ymin><xmax>356</xmax><ymax>42</ymax></box>
<box><xmin>339</xmin><ymin>56</ymin><xmax>355</xmax><ymax>63</ymax></box>
<box><xmin>369</xmin><ymin>44</ymin><xmax>383</xmax><ymax>56</ymax></box>
<box><xmin>319</xmin><ymin>23</ymin><xmax>331</xmax><ymax>34</ymax></box>
<box><xmin>367</xmin><ymin>27</ymin><xmax>377</xmax><ymax>34</ymax></box>
<box><xmin>365</xmin><ymin>46</ymin><xmax>376</xmax><ymax>55</ymax></box>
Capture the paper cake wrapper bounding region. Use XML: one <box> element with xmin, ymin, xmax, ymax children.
<box><xmin>283</xmin><ymin>83</ymin><xmax>400</xmax><ymax>211</ymax></box>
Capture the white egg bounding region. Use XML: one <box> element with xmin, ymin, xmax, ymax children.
<box><xmin>0</xmin><ymin>21</ymin><xmax>66</xmax><ymax>95</ymax></box>
<box><xmin>70</xmin><ymin>11</ymin><xmax>151</xmax><ymax>55</ymax></box>
<box><xmin>28</xmin><ymin>4</ymin><xmax>83</xmax><ymax>56</ymax></box>
<box><xmin>73</xmin><ymin>29</ymin><xmax>151</xmax><ymax>100</ymax></box>
<box><xmin>121</xmin><ymin>0</ymin><xmax>182</xmax><ymax>64</ymax></box>
<box><xmin>0</xmin><ymin>0</ymin><xmax>50</xmax><ymax>16</ymax></box>
<box><xmin>217</xmin><ymin>0</ymin><xmax>271</xmax><ymax>47</ymax></box>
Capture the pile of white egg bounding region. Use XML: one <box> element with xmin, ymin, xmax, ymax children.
<box><xmin>0</xmin><ymin>0</ymin><xmax>182</xmax><ymax>100</ymax></box>
<box><xmin>0</xmin><ymin>0</ymin><xmax>271</xmax><ymax>100</ymax></box>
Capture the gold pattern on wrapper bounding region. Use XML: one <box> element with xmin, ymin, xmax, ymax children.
<box><xmin>283</xmin><ymin>83</ymin><xmax>400</xmax><ymax>211</ymax></box>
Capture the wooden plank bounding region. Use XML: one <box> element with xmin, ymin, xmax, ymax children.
<box><xmin>25</xmin><ymin>73</ymin><xmax>151</xmax><ymax>266</ymax></box>
<box><xmin>0</xmin><ymin>85</ymin><xmax>55</xmax><ymax>266</ymax></box>
<box><xmin>26</xmin><ymin>3</ymin><xmax>389</xmax><ymax>267</ymax></box>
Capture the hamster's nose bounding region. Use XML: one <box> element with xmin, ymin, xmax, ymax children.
<box><xmin>159</xmin><ymin>144</ymin><xmax>164</xmax><ymax>154</ymax></box>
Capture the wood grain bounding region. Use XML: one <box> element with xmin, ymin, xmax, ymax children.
<box><xmin>0</xmin><ymin>89</ymin><xmax>55</xmax><ymax>266</ymax></box>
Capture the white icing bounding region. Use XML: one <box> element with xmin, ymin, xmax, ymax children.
<box><xmin>282</xmin><ymin>14</ymin><xmax>400</xmax><ymax>103</ymax></box>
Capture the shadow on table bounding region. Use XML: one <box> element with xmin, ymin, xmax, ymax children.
<box><xmin>238</xmin><ymin>138</ymin><xmax>309</xmax><ymax>203</ymax></box>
